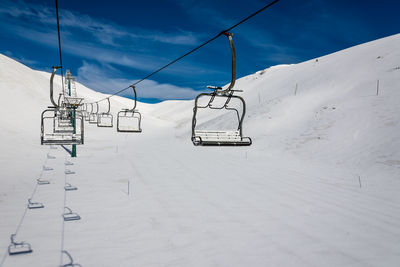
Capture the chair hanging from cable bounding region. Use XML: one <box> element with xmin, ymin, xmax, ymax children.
<box><xmin>117</xmin><ymin>85</ymin><xmax>142</xmax><ymax>133</ymax></box>
<box><xmin>84</xmin><ymin>103</ymin><xmax>92</xmax><ymax>122</ymax></box>
<box><xmin>97</xmin><ymin>98</ymin><xmax>113</xmax><ymax>127</ymax></box>
<box><xmin>89</xmin><ymin>102</ymin><xmax>99</xmax><ymax>124</ymax></box>
<box><xmin>191</xmin><ymin>32</ymin><xmax>252</xmax><ymax>146</ymax></box>
<box><xmin>41</xmin><ymin>67</ymin><xmax>84</xmax><ymax>145</ymax></box>
<box><xmin>8</xmin><ymin>234</ymin><xmax>32</xmax><ymax>256</ymax></box>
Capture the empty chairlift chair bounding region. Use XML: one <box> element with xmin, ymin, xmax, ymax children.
<box><xmin>8</xmin><ymin>234</ymin><xmax>32</xmax><ymax>255</ymax></box>
<box><xmin>37</xmin><ymin>178</ymin><xmax>50</xmax><ymax>185</ymax></box>
<box><xmin>97</xmin><ymin>98</ymin><xmax>113</xmax><ymax>127</ymax></box>
<box><xmin>65</xmin><ymin>169</ymin><xmax>75</xmax><ymax>175</ymax></box>
<box><xmin>80</xmin><ymin>103</ymin><xmax>88</xmax><ymax>120</ymax></box>
<box><xmin>61</xmin><ymin>250</ymin><xmax>82</xmax><ymax>267</ymax></box>
<box><xmin>54</xmin><ymin>108</ymin><xmax>74</xmax><ymax>133</ymax></box>
<box><xmin>89</xmin><ymin>102</ymin><xmax>99</xmax><ymax>124</ymax></box>
<box><xmin>117</xmin><ymin>85</ymin><xmax>142</xmax><ymax>133</ymax></box>
<box><xmin>84</xmin><ymin>103</ymin><xmax>92</xmax><ymax>122</ymax></box>
<box><xmin>63</xmin><ymin>207</ymin><xmax>81</xmax><ymax>221</ymax></box>
<box><xmin>191</xmin><ymin>32</ymin><xmax>251</xmax><ymax>146</ymax></box>
<box><xmin>41</xmin><ymin>67</ymin><xmax>84</xmax><ymax>146</ymax></box>
<box><xmin>64</xmin><ymin>183</ymin><xmax>77</xmax><ymax>191</ymax></box>
<box><xmin>27</xmin><ymin>198</ymin><xmax>44</xmax><ymax>209</ymax></box>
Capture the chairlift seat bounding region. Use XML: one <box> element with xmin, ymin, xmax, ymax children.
<box><xmin>43</xmin><ymin>165</ymin><xmax>53</xmax><ymax>171</ymax></box>
<box><xmin>65</xmin><ymin>170</ymin><xmax>75</xmax><ymax>175</ymax></box>
<box><xmin>63</xmin><ymin>207</ymin><xmax>81</xmax><ymax>221</ymax></box>
<box><xmin>42</xmin><ymin>133</ymin><xmax>83</xmax><ymax>145</ymax></box>
<box><xmin>8</xmin><ymin>235</ymin><xmax>32</xmax><ymax>256</ymax></box>
<box><xmin>64</xmin><ymin>183</ymin><xmax>77</xmax><ymax>191</ymax></box>
<box><xmin>61</xmin><ymin>250</ymin><xmax>82</xmax><ymax>267</ymax></box>
<box><xmin>117</xmin><ymin>110</ymin><xmax>142</xmax><ymax>132</ymax></box>
<box><xmin>89</xmin><ymin>113</ymin><xmax>98</xmax><ymax>124</ymax></box>
<box><xmin>97</xmin><ymin>113</ymin><xmax>113</xmax><ymax>127</ymax></box>
<box><xmin>193</xmin><ymin>130</ymin><xmax>252</xmax><ymax>146</ymax></box>
<box><xmin>65</xmin><ymin>161</ymin><xmax>74</xmax><ymax>166</ymax></box>
<box><xmin>37</xmin><ymin>178</ymin><xmax>50</xmax><ymax>185</ymax></box>
<box><xmin>191</xmin><ymin>32</ymin><xmax>252</xmax><ymax>147</ymax></box>
<box><xmin>28</xmin><ymin>199</ymin><xmax>44</xmax><ymax>209</ymax></box>
<box><xmin>41</xmin><ymin>109</ymin><xmax>84</xmax><ymax>146</ymax></box>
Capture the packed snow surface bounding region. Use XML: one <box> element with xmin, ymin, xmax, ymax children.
<box><xmin>0</xmin><ymin>34</ymin><xmax>400</xmax><ymax>267</ymax></box>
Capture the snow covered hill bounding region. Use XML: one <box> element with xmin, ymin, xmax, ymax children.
<box><xmin>0</xmin><ymin>33</ymin><xmax>399</xmax><ymax>267</ymax></box>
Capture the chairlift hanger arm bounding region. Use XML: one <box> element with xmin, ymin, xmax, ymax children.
<box><xmin>50</xmin><ymin>66</ymin><xmax>61</xmax><ymax>108</ymax></box>
<box><xmin>106</xmin><ymin>98</ymin><xmax>111</xmax><ymax>113</ymax></box>
<box><xmin>130</xmin><ymin>85</ymin><xmax>137</xmax><ymax>111</ymax></box>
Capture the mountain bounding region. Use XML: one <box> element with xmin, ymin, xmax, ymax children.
<box><xmin>0</xmin><ymin>33</ymin><xmax>399</xmax><ymax>267</ymax></box>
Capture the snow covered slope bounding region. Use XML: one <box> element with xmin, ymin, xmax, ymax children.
<box><xmin>0</xmin><ymin>33</ymin><xmax>399</xmax><ymax>267</ymax></box>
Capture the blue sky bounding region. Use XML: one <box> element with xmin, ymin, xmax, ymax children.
<box><xmin>0</xmin><ymin>0</ymin><xmax>398</xmax><ymax>102</ymax></box>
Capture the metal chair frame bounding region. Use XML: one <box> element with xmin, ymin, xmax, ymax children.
<box><xmin>89</xmin><ymin>102</ymin><xmax>99</xmax><ymax>124</ymax></box>
<box><xmin>64</xmin><ymin>183</ymin><xmax>77</xmax><ymax>191</ymax></box>
<box><xmin>63</xmin><ymin>207</ymin><xmax>81</xmax><ymax>221</ymax></box>
<box><xmin>191</xmin><ymin>32</ymin><xmax>251</xmax><ymax>146</ymax></box>
<box><xmin>61</xmin><ymin>250</ymin><xmax>82</xmax><ymax>267</ymax></box>
<box><xmin>41</xmin><ymin>109</ymin><xmax>84</xmax><ymax>145</ymax></box>
<box><xmin>8</xmin><ymin>234</ymin><xmax>32</xmax><ymax>256</ymax></box>
<box><xmin>65</xmin><ymin>169</ymin><xmax>75</xmax><ymax>175</ymax></box>
<box><xmin>117</xmin><ymin>86</ymin><xmax>142</xmax><ymax>133</ymax></box>
<box><xmin>97</xmin><ymin>98</ymin><xmax>113</xmax><ymax>128</ymax></box>
<box><xmin>27</xmin><ymin>198</ymin><xmax>44</xmax><ymax>209</ymax></box>
<box><xmin>40</xmin><ymin>67</ymin><xmax>84</xmax><ymax>146</ymax></box>
<box><xmin>85</xmin><ymin>103</ymin><xmax>92</xmax><ymax>122</ymax></box>
<box><xmin>37</xmin><ymin>178</ymin><xmax>50</xmax><ymax>185</ymax></box>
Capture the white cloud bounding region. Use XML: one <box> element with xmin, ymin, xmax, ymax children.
<box><xmin>77</xmin><ymin>61</ymin><xmax>200</xmax><ymax>100</ymax></box>
<box><xmin>0</xmin><ymin>0</ymin><xmax>201</xmax><ymax>46</ymax></box>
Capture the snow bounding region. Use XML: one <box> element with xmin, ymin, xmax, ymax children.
<box><xmin>1</xmin><ymin>33</ymin><xmax>400</xmax><ymax>267</ymax></box>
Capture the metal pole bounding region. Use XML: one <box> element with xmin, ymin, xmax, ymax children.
<box><xmin>68</xmin><ymin>76</ymin><xmax>71</xmax><ymax>96</ymax></box>
<box><xmin>72</xmin><ymin>107</ymin><xmax>77</xmax><ymax>157</ymax></box>
<box><xmin>67</xmin><ymin>73</ymin><xmax>77</xmax><ymax>157</ymax></box>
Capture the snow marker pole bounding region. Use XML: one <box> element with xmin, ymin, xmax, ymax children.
<box><xmin>376</xmin><ymin>80</ymin><xmax>380</xmax><ymax>96</ymax></box>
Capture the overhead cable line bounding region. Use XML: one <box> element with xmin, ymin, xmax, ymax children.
<box><xmin>55</xmin><ymin>0</ymin><xmax>65</xmax><ymax>94</ymax></box>
<box><xmin>87</xmin><ymin>0</ymin><xmax>280</xmax><ymax>104</ymax></box>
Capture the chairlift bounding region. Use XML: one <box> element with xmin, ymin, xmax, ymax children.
<box><xmin>82</xmin><ymin>103</ymin><xmax>89</xmax><ymax>120</ymax></box>
<box><xmin>37</xmin><ymin>178</ymin><xmax>50</xmax><ymax>185</ymax></box>
<box><xmin>28</xmin><ymin>198</ymin><xmax>44</xmax><ymax>209</ymax></box>
<box><xmin>85</xmin><ymin>103</ymin><xmax>92</xmax><ymax>122</ymax></box>
<box><xmin>191</xmin><ymin>32</ymin><xmax>252</xmax><ymax>146</ymax></box>
<box><xmin>41</xmin><ymin>67</ymin><xmax>84</xmax><ymax>146</ymax></box>
<box><xmin>43</xmin><ymin>165</ymin><xmax>53</xmax><ymax>171</ymax></box>
<box><xmin>63</xmin><ymin>207</ymin><xmax>81</xmax><ymax>221</ymax></box>
<box><xmin>65</xmin><ymin>161</ymin><xmax>74</xmax><ymax>166</ymax></box>
<box><xmin>89</xmin><ymin>102</ymin><xmax>99</xmax><ymax>124</ymax></box>
<box><xmin>54</xmin><ymin>109</ymin><xmax>74</xmax><ymax>134</ymax></box>
<box><xmin>117</xmin><ymin>86</ymin><xmax>142</xmax><ymax>132</ymax></box>
<box><xmin>97</xmin><ymin>98</ymin><xmax>113</xmax><ymax>127</ymax></box>
<box><xmin>8</xmin><ymin>234</ymin><xmax>32</xmax><ymax>255</ymax></box>
<box><xmin>64</xmin><ymin>183</ymin><xmax>77</xmax><ymax>191</ymax></box>
<box><xmin>65</xmin><ymin>169</ymin><xmax>75</xmax><ymax>175</ymax></box>
<box><xmin>41</xmin><ymin>109</ymin><xmax>84</xmax><ymax>145</ymax></box>
<box><xmin>61</xmin><ymin>250</ymin><xmax>82</xmax><ymax>267</ymax></box>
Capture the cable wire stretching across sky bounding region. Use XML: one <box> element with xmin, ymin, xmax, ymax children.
<box><xmin>55</xmin><ymin>0</ymin><xmax>281</xmax><ymax>104</ymax></box>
